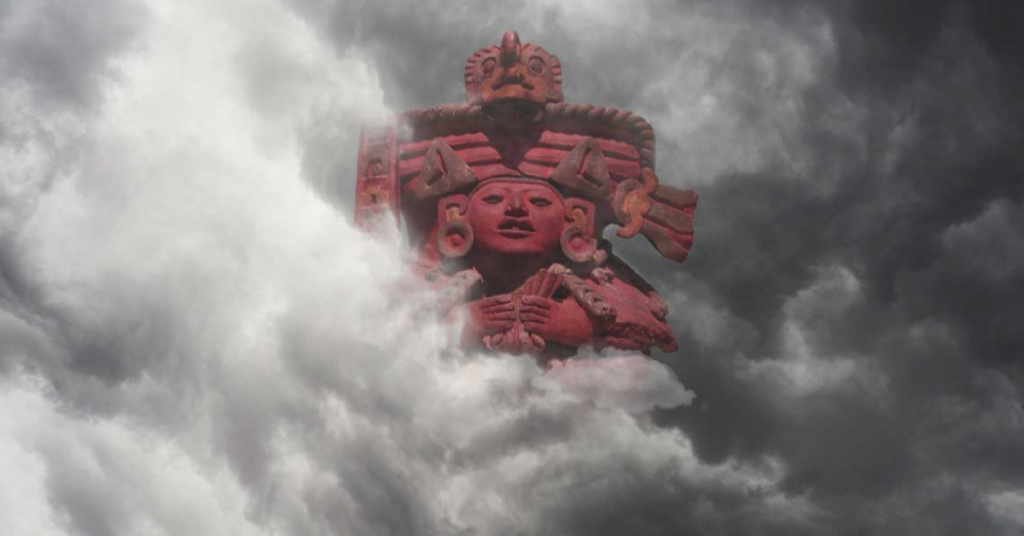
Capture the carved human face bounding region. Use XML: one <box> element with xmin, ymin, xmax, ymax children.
<box><xmin>467</xmin><ymin>181</ymin><xmax>565</xmax><ymax>256</ymax></box>
<box><xmin>465</xmin><ymin>31</ymin><xmax>563</xmax><ymax>108</ymax></box>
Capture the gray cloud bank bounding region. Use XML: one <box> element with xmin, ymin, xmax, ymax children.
<box><xmin>2</xmin><ymin>0</ymin><xmax>1022</xmax><ymax>534</ymax></box>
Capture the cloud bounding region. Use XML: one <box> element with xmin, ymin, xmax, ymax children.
<box><xmin>2</xmin><ymin>0</ymin><xmax>1023</xmax><ymax>534</ymax></box>
<box><xmin>0</xmin><ymin>0</ymin><xmax>147</xmax><ymax>107</ymax></box>
<box><xmin>0</xmin><ymin>0</ymin><xmax>826</xmax><ymax>534</ymax></box>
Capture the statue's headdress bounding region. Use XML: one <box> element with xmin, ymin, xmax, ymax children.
<box><xmin>355</xmin><ymin>31</ymin><xmax>697</xmax><ymax>265</ymax></box>
<box><xmin>464</xmin><ymin>30</ymin><xmax>564</xmax><ymax>108</ymax></box>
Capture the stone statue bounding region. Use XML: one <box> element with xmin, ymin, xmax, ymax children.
<box><xmin>354</xmin><ymin>31</ymin><xmax>697</xmax><ymax>360</ymax></box>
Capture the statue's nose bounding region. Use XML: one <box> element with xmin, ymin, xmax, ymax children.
<box><xmin>506</xmin><ymin>191</ymin><xmax>527</xmax><ymax>215</ymax></box>
<box><xmin>500</xmin><ymin>30</ymin><xmax>521</xmax><ymax>68</ymax></box>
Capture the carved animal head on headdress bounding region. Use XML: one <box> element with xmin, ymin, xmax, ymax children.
<box><xmin>464</xmin><ymin>30</ymin><xmax>564</xmax><ymax>113</ymax></box>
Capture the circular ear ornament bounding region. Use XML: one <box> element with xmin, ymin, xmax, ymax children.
<box><xmin>438</xmin><ymin>220</ymin><xmax>474</xmax><ymax>258</ymax></box>
<box><xmin>436</xmin><ymin>193</ymin><xmax>472</xmax><ymax>258</ymax></box>
<box><xmin>560</xmin><ymin>225</ymin><xmax>596</xmax><ymax>263</ymax></box>
<box><xmin>561</xmin><ymin>200</ymin><xmax>597</xmax><ymax>263</ymax></box>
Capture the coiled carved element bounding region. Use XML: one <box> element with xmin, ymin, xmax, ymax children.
<box><xmin>613</xmin><ymin>167</ymin><xmax>658</xmax><ymax>238</ymax></box>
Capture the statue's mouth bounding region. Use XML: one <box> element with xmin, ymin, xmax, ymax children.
<box><xmin>494</xmin><ymin>73</ymin><xmax>534</xmax><ymax>90</ymax></box>
<box><xmin>498</xmin><ymin>218</ymin><xmax>535</xmax><ymax>237</ymax></box>
<box><xmin>481</xmin><ymin>99</ymin><xmax>544</xmax><ymax>123</ymax></box>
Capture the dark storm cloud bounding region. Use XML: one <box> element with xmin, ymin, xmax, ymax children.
<box><xmin>281</xmin><ymin>0</ymin><xmax>1024</xmax><ymax>533</ymax></box>
<box><xmin>2</xmin><ymin>0</ymin><xmax>1023</xmax><ymax>534</ymax></box>
<box><xmin>649</xmin><ymin>1</ymin><xmax>1024</xmax><ymax>534</ymax></box>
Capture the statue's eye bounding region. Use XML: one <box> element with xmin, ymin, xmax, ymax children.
<box><xmin>482</xmin><ymin>58</ymin><xmax>496</xmax><ymax>75</ymax></box>
<box><xmin>530</xmin><ymin>197</ymin><xmax>552</xmax><ymax>207</ymax></box>
<box><xmin>483</xmin><ymin>194</ymin><xmax>503</xmax><ymax>204</ymax></box>
<box><xmin>529</xmin><ymin>57</ymin><xmax>545</xmax><ymax>74</ymax></box>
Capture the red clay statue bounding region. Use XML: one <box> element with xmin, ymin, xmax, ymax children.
<box><xmin>354</xmin><ymin>31</ymin><xmax>697</xmax><ymax>359</ymax></box>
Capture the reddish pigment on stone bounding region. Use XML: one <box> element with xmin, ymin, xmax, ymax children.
<box><xmin>354</xmin><ymin>31</ymin><xmax>698</xmax><ymax>360</ymax></box>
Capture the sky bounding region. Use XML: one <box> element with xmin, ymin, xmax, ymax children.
<box><xmin>1</xmin><ymin>0</ymin><xmax>1022</xmax><ymax>534</ymax></box>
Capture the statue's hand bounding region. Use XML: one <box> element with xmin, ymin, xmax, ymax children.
<box><xmin>453</xmin><ymin>295</ymin><xmax>515</xmax><ymax>347</ymax></box>
<box><xmin>520</xmin><ymin>295</ymin><xmax>594</xmax><ymax>347</ymax></box>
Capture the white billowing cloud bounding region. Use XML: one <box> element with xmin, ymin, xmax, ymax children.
<box><xmin>541</xmin><ymin>353</ymin><xmax>695</xmax><ymax>414</ymax></box>
<box><xmin>0</xmin><ymin>0</ymin><xmax>813</xmax><ymax>534</ymax></box>
<box><xmin>0</xmin><ymin>372</ymin><xmax>261</xmax><ymax>536</ymax></box>
<box><xmin>0</xmin><ymin>380</ymin><xmax>65</xmax><ymax>536</ymax></box>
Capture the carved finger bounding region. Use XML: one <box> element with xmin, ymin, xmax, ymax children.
<box><xmin>523</xmin><ymin>272</ymin><xmax>543</xmax><ymax>295</ymax></box>
<box><xmin>532</xmin><ymin>268</ymin><xmax>554</xmax><ymax>295</ymax></box>
<box><xmin>481</xmin><ymin>302</ymin><xmax>515</xmax><ymax>313</ymax></box>
<box><xmin>538</xmin><ymin>272</ymin><xmax>561</xmax><ymax>298</ymax></box>
<box><xmin>520</xmin><ymin>280</ymin><xmax>534</xmax><ymax>296</ymax></box>
<box><xmin>523</xmin><ymin>321</ymin><xmax>547</xmax><ymax>334</ymax></box>
<box><xmin>520</xmin><ymin>301</ymin><xmax>552</xmax><ymax>315</ymax></box>
<box><xmin>520</xmin><ymin>312</ymin><xmax>550</xmax><ymax>323</ymax></box>
<box><xmin>535</xmin><ymin>270</ymin><xmax>553</xmax><ymax>296</ymax></box>
<box><xmin>483</xmin><ymin>311</ymin><xmax>516</xmax><ymax>321</ymax></box>
<box><xmin>519</xmin><ymin>304</ymin><xmax>552</xmax><ymax>317</ymax></box>
<box><xmin>520</xmin><ymin>303</ymin><xmax>552</xmax><ymax>315</ymax></box>
<box><xmin>521</xmin><ymin>296</ymin><xmax>553</xmax><ymax>309</ymax></box>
